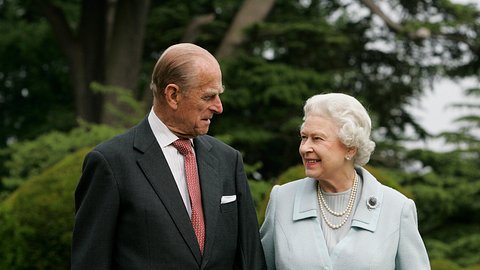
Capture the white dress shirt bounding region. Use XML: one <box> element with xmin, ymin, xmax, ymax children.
<box><xmin>147</xmin><ymin>108</ymin><xmax>194</xmax><ymax>217</ymax></box>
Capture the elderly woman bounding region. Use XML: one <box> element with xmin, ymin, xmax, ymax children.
<box><xmin>260</xmin><ymin>93</ymin><xmax>430</xmax><ymax>270</ymax></box>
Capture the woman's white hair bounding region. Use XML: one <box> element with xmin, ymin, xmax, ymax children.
<box><xmin>302</xmin><ymin>93</ymin><xmax>376</xmax><ymax>166</ymax></box>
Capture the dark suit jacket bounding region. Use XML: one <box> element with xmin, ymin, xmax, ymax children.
<box><xmin>71</xmin><ymin>118</ymin><xmax>266</xmax><ymax>270</ymax></box>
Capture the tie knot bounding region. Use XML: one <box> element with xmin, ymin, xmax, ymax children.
<box><xmin>172</xmin><ymin>139</ymin><xmax>193</xmax><ymax>156</ymax></box>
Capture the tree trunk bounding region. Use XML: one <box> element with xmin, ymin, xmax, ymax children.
<box><xmin>77</xmin><ymin>0</ymin><xmax>108</xmax><ymax>123</ymax></box>
<box><xmin>215</xmin><ymin>0</ymin><xmax>275</xmax><ymax>60</ymax></box>
<box><xmin>36</xmin><ymin>0</ymin><xmax>108</xmax><ymax>123</ymax></box>
<box><xmin>36</xmin><ymin>0</ymin><xmax>150</xmax><ymax>125</ymax></box>
<box><xmin>181</xmin><ymin>14</ymin><xmax>216</xmax><ymax>43</ymax></box>
<box><xmin>102</xmin><ymin>0</ymin><xmax>151</xmax><ymax>126</ymax></box>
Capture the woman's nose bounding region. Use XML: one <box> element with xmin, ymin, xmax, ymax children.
<box><xmin>299</xmin><ymin>139</ymin><xmax>313</xmax><ymax>153</ymax></box>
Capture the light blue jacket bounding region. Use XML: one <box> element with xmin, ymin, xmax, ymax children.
<box><xmin>260</xmin><ymin>167</ymin><xmax>431</xmax><ymax>270</ymax></box>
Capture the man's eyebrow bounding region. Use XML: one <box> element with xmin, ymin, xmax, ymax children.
<box><xmin>211</xmin><ymin>85</ymin><xmax>224</xmax><ymax>94</ymax></box>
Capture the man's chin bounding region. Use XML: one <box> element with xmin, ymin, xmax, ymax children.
<box><xmin>194</xmin><ymin>127</ymin><xmax>210</xmax><ymax>137</ymax></box>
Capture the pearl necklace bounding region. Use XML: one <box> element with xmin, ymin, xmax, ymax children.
<box><xmin>317</xmin><ymin>173</ymin><xmax>358</xmax><ymax>229</ymax></box>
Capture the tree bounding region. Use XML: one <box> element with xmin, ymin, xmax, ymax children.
<box><xmin>3</xmin><ymin>0</ymin><xmax>479</xmax><ymax>177</ymax></box>
<box><xmin>0</xmin><ymin>0</ymin><xmax>75</xmax><ymax>147</ymax></box>
<box><xmin>440</xmin><ymin>86</ymin><xmax>480</xmax><ymax>151</ymax></box>
<box><xmin>395</xmin><ymin>86</ymin><xmax>480</xmax><ymax>269</ymax></box>
<box><xmin>215</xmin><ymin>0</ymin><xmax>276</xmax><ymax>59</ymax></box>
<box><xmin>32</xmin><ymin>0</ymin><xmax>150</xmax><ymax>125</ymax></box>
<box><xmin>1</xmin><ymin>0</ymin><xmax>480</xmax><ymax>267</ymax></box>
<box><xmin>0</xmin><ymin>148</ymin><xmax>89</xmax><ymax>269</ymax></box>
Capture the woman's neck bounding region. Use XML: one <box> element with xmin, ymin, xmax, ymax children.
<box><xmin>318</xmin><ymin>170</ymin><xmax>356</xmax><ymax>193</ymax></box>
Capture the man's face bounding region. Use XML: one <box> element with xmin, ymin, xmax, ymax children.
<box><xmin>173</xmin><ymin>63</ymin><xmax>224</xmax><ymax>138</ymax></box>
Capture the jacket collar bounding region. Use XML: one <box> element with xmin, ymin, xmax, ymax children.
<box><xmin>134</xmin><ymin>119</ymin><xmax>204</xmax><ymax>264</ymax></box>
<box><xmin>292</xmin><ymin>167</ymin><xmax>383</xmax><ymax>232</ymax></box>
<box><xmin>351</xmin><ymin>167</ymin><xmax>383</xmax><ymax>232</ymax></box>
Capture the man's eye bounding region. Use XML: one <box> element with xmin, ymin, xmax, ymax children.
<box><xmin>203</xmin><ymin>95</ymin><xmax>215</xmax><ymax>101</ymax></box>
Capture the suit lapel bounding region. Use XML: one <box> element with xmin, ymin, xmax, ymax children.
<box><xmin>292</xmin><ymin>178</ymin><xmax>332</xmax><ymax>265</ymax></box>
<box><xmin>133</xmin><ymin>119</ymin><xmax>202</xmax><ymax>264</ymax></box>
<box><xmin>193</xmin><ymin>137</ymin><xmax>221</xmax><ymax>263</ymax></box>
<box><xmin>351</xmin><ymin>167</ymin><xmax>383</xmax><ymax>232</ymax></box>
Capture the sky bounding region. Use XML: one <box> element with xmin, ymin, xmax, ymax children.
<box><xmin>405</xmin><ymin>78</ymin><xmax>477</xmax><ymax>150</ymax></box>
<box><xmin>402</xmin><ymin>0</ymin><xmax>479</xmax><ymax>151</ymax></box>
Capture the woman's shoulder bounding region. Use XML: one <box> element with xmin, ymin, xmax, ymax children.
<box><xmin>358</xmin><ymin>167</ymin><xmax>414</xmax><ymax>217</ymax></box>
<box><xmin>269</xmin><ymin>178</ymin><xmax>316</xmax><ymax>202</ymax></box>
<box><xmin>275</xmin><ymin>177</ymin><xmax>315</xmax><ymax>191</ymax></box>
<box><xmin>360</xmin><ymin>167</ymin><xmax>410</xmax><ymax>202</ymax></box>
<box><xmin>381</xmin><ymin>184</ymin><xmax>410</xmax><ymax>201</ymax></box>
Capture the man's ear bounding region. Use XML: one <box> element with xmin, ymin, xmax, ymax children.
<box><xmin>164</xmin><ymin>83</ymin><xmax>180</xmax><ymax>109</ymax></box>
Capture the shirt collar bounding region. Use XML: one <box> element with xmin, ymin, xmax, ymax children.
<box><xmin>147</xmin><ymin>108</ymin><xmax>193</xmax><ymax>148</ymax></box>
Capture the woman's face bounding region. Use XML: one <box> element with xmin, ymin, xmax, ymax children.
<box><xmin>299</xmin><ymin>115</ymin><xmax>350</xmax><ymax>181</ymax></box>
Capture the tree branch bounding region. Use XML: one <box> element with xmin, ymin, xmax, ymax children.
<box><xmin>181</xmin><ymin>14</ymin><xmax>216</xmax><ymax>43</ymax></box>
<box><xmin>359</xmin><ymin>0</ymin><xmax>403</xmax><ymax>33</ymax></box>
<box><xmin>360</xmin><ymin>0</ymin><xmax>478</xmax><ymax>50</ymax></box>
<box><xmin>215</xmin><ymin>0</ymin><xmax>275</xmax><ymax>59</ymax></box>
<box><xmin>360</xmin><ymin>0</ymin><xmax>435</xmax><ymax>41</ymax></box>
<box><xmin>34</xmin><ymin>1</ymin><xmax>79</xmax><ymax>61</ymax></box>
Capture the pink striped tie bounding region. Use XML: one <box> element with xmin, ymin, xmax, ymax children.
<box><xmin>172</xmin><ymin>139</ymin><xmax>205</xmax><ymax>254</ymax></box>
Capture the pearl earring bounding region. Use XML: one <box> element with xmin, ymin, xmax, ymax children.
<box><xmin>345</xmin><ymin>156</ymin><xmax>352</xmax><ymax>161</ymax></box>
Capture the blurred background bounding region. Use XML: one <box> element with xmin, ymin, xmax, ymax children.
<box><xmin>0</xmin><ymin>0</ymin><xmax>479</xmax><ymax>269</ymax></box>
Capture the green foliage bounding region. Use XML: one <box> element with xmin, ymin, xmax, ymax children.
<box><xmin>275</xmin><ymin>164</ymin><xmax>305</xmax><ymax>185</ymax></box>
<box><xmin>425</xmin><ymin>224</ymin><xmax>480</xmax><ymax>267</ymax></box>
<box><xmin>431</xmin><ymin>259</ymin><xmax>463</xmax><ymax>270</ymax></box>
<box><xmin>450</xmin><ymin>234</ymin><xmax>480</xmax><ymax>266</ymax></box>
<box><xmin>400</xmin><ymin>88</ymin><xmax>480</xmax><ymax>269</ymax></box>
<box><xmin>442</xmin><ymin>87</ymin><xmax>480</xmax><ymax>151</ymax></box>
<box><xmin>256</xmin><ymin>164</ymin><xmax>305</xmax><ymax>224</ymax></box>
<box><xmin>0</xmin><ymin>148</ymin><xmax>89</xmax><ymax>269</ymax></box>
<box><xmin>403</xmin><ymin>149</ymin><xmax>480</xmax><ymax>233</ymax></box>
<box><xmin>214</xmin><ymin>55</ymin><xmax>330</xmax><ymax>178</ymax></box>
<box><xmin>363</xmin><ymin>165</ymin><xmax>413</xmax><ymax>198</ymax></box>
<box><xmin>2</xmin><ymin>0</ymin><xmax>480</xmax><ymax>268</ymax></box>
<box><xmin>0</xmin><ymin>0</ymin><xmax>74</xmax><ymax>147</ymax></box>
<box><xmin>248</xmin><ymin>179</ymin><xmax>271</xmax><ymax>223</ymax></box>
<box><xmin>0</xmin><ymin>123</ymin><xmax>124</xmax><ymax>194</ymax></box>
<box><xmin>90</xmin><ymin>82</ymin><xmax>146</xmax><ymax>128</ymax></box>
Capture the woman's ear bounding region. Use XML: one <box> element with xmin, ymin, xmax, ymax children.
<box><xmin>164</xmin><ymin>83</ymin><xmax>180</xmax><ymax>109</ymax></box>
<box><xmin>347</xmin><ymin>147</ymin><xmax>357</xmax><ymax>158</ymax></box>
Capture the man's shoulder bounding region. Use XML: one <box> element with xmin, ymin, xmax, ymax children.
<box><xmin>95</xmin><ymin>128</ymin><xmax>132</xmax><ymax>148</ymax></box>
<box><xmin>197</xmin><ymin>135</ymin><xmax>237</xmax><ymax>152</ymax></box>
<box><xmin>92</xmin><ymin>120</ymin><xmax>146</xmax><ymax>154</ymax></box>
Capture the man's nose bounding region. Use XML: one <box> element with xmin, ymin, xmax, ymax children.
<box><xmin>211</xmin><ymin>95</ymin><xmax>223</xmax><ymax>114</ymax></box>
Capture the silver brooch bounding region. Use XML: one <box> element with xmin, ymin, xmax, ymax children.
<box><xmin>367</xmin><ymin>196</ymin><xmax>378</xmax><ymax>209</ymax></box>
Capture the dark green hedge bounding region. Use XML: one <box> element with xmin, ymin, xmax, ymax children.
<box><xmin>0</xmin><ymin>148</ymin><xmax>89</xmax><ymax>270</ymax></box>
